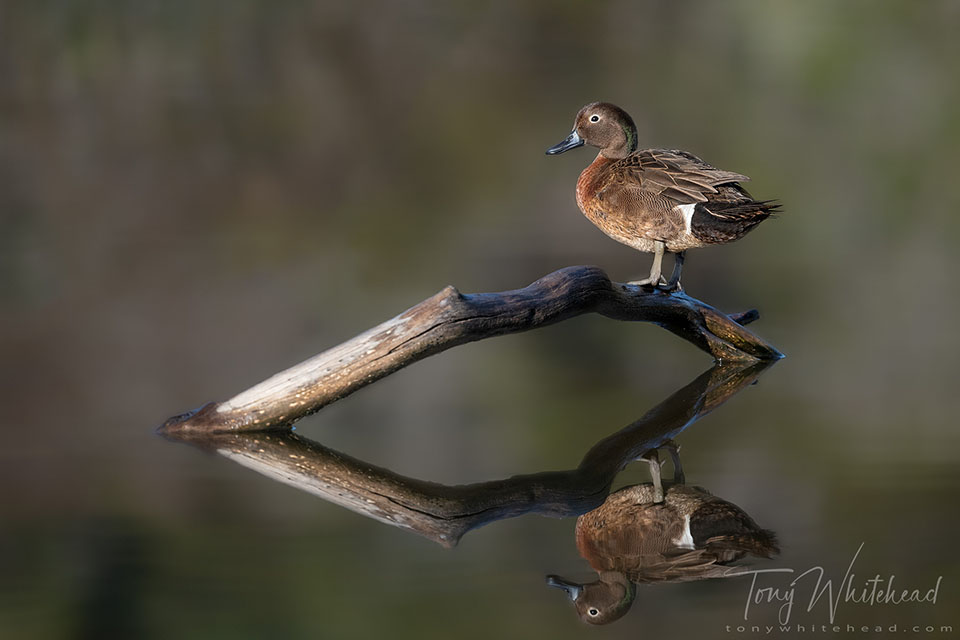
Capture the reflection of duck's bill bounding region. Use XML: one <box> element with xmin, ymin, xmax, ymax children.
<box><xmin>546</xmin><ymin>575</ymin><xmax>582</xmax><ymax>600</ymax></box>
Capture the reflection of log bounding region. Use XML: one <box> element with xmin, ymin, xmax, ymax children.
<box><xmin>161</xmin><ymin>266</ymin><xmax>782</xmax><ymax>434</ymax></box>
<box><xmin>160</xmin><ymin>362</ymin><xmax>774</xmax><ymax>547</ymax></box>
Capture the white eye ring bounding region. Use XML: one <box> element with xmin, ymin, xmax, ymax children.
<box><xmin>589</xmin><ymin>114</ymin><xmax>600</xmax><ymax>123</ymax></box>
<box><xmin>589</xmin><ymin>608</ymin><xmax>599</xmax><ymax>616</ymax></box>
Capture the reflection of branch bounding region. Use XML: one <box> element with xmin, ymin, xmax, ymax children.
<box><xmin>160</xmin><ymin>266</ymin><xmax>782</xmax><ymax>433</ymax></box>
<box><xmin>161</xmin><ymin>362</ymin><xmax>775</xmax><ymax>547</ymax></box>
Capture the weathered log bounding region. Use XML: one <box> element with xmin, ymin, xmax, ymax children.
<box><xmin>159</xmin><ymin>265</ymin><xmax>782</xmax><ymax>434</ymax></box>
<box><xmin>160</xmin><ymin>362</ymin><xmax>774</xmax><ymax>547</ymax></box>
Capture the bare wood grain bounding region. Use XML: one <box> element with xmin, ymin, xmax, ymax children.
<box><xmin>159</xmin><ymin>265</ymin><xmax>781</xmax><ymax>434</ymax></box>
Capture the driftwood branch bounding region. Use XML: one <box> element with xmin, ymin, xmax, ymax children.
<box><xmin>160</xmin><ymin>265</ymin><xmax>782</xmax><ymax>434</ymax></box>
<box><xmin>160</xmin><ymin>362</ymin><xmax>774</xmax><ymax>547</ymax></box>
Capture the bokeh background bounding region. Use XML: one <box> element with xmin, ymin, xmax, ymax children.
<box><xmin>2</xmin><ymin>1</ymin><xmax>959</xmax><ymax>638</ymax></box>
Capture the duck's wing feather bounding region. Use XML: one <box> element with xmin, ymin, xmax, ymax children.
<box><xmin>609</xmin><ymin>148</ymin><xmax>751</xmax><ymax>204</ymax></box>
<box><xmin>691</xmin><ymin>499</ymin><xmax>781</xmax><ymax>559</ymax></box>
<box><xmin>628</xmin><ymin>549</ymin><xmax>747</xmax><ymax>584</ymax></box>
<box><xmin>576</xmin><ymin>503</ymin><xmax>687</xmax><ymax>571</ymax></box>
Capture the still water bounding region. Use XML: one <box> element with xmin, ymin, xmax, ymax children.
<box><xmin>143</xmin><ymin>352</ymin><xmax>954</xmax><ymax>638</ymax></box>
<box><xmin>7</xmin><ymin>324</ymin><xmax>956</xmax><ymax>639</ymax></box>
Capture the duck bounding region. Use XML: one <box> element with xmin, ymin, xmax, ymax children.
<box><xmin>546</xmin><ymin>446</ymin><xmax>778</xmax><ymax>625</ymax></box>
<box><xmin>546</xmin><ymin>102</ymin><xmax>779</xmax><ymax>291</ymax></box>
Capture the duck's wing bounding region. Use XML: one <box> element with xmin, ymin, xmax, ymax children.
<box><xmin>628</xmin><ymin>549</ymin><xmax>744</xmax><ymax>584</ymax></box>
<box><xmin>575</xmin><ymin>502</ymin><xmax>687</xmax><ymax>572</ymax></box>
<box><xmin>608</xmin><ymin>148</ymin><xmax>751</xmax><ymax>204</ymax></box>
<box><xmin>691</xmin><ymin>499</ymin><xmax>781</xmax><ymax>559</ymax></box>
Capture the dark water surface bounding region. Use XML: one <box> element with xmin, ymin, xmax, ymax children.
<box><xmin>2</xmin><ymin>2</ymin><xmax>959</xmax><ymax>638</ymax></box>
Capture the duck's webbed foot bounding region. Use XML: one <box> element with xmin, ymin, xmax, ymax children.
<box><xmin>627</xmin><ymin>241</ymin><xmax>665</xmax><ymax>288</ymax></box>
<box><xmin>628</xmin><ymin>276</ymin><xmax>661</xmax><ymax>287</ymax></box>
<box><xmin>640</xmin><ymin>441</ymin><xmax>685</xmax><ymax>503</ymax></box>
<box><xmin>661</xmin><ymin>439</ymin><xmax>685</xmax><ymax>484</ymax></box>
<box><xmin>657</xmin><ymin>251</ymin><xmax>685</xmax><ymax>293</ymax></box>
<box><xmin>640</xmin><ymin>449</ymin><xmax>666</xmax><ymax>504</ymax></box>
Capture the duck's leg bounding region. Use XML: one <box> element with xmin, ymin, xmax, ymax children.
<box><xmin>662</xmin><ymin>440</ymin><xmax>685</xmax><ymax>484</ymax></box>
<box><xmin>640</xmin><ymin>449</ymin><xmax>665</xmax><ymax>503</ymax></box>
<box><xmin>628</xmin><ymin>240</ymin><xmax>665</xmax><ymax>287</ymax></box>
<box><xmin>661</xmin><ymin>251</ymin><xmax>685</xmax><ymax>292</ymax></box>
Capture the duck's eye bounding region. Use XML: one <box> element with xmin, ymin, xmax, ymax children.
<box><xmin>589</xmin><ymin>608</ymin><xmax>599</xmax><ymax>617</ymax></box>
<box><xmin>589</xmin><ymin>114</ymin><xmax>600</xmax><ymax>123</ymax></box>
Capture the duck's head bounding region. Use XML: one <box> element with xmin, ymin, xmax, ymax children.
<box><xmin>546</xmin><ymin>102</ymin><xmax>638</xmax><ymax>160</ymax></box>
<box><xmin>546</xmin><ymin>572</ymin><xmax>637</xmax><ymax>625</ymax></box>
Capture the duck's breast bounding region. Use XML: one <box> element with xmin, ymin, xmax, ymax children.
<box><xmin>576</xmin><ymin>158</ymin><xmax>695</xmax><ymax>252</ymax></box>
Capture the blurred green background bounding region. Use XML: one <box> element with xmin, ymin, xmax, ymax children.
<box><xmin>2</xmin><ymin>0</ymin><xmax>959</xmax><ymax>638</ymax></box>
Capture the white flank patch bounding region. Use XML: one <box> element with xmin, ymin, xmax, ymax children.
<box><xmin>672</xmin><ymin>514</ymin><xmax>695</xmax><ymax>549</ymax></box>
<box><xmin>676</xmin><ymin>204</ymin><xmax>697</xmax><ymax>235</ymax></box>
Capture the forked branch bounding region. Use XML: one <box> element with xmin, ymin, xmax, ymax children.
<box><xmin>159</xmin><ymin>265</ymin><xmax>781</xmax><ymax>434</ymax></box>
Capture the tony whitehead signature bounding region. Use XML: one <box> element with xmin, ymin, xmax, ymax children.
<box><xmin>726</xmin><ymin>543</ymin><xmax>943</xmax><ymax>624</ymax></box>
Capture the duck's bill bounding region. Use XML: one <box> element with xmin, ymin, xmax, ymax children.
<box><xmin>545</xmin><ymin>130</ymin><xmax>584</xmax><ymax>155</ymax></box>
<box><xmin>546</xmin><ymin>574</ymin><xmax>583</xmax><ymax>600</ymax></box>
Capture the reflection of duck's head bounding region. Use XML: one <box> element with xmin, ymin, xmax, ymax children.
<box><xmin>546</xmin><ymin>572</ymin><xmax>636</xmax><ymax>625</ymax></box>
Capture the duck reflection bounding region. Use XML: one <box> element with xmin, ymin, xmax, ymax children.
<box><xmin>159</xmin><ymin>361</ymin><xmax>774</xmax><ymax>547</ymax></box>
<box><xmin>547</xmin><ymin>444</ymin><xmax>778</xmax><ymax>625</ymax></box>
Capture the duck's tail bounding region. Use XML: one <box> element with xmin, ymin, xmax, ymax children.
<box><xmin>691</xmin><ymin>199</ymin><xmax>781</xmax><ymax>245</ymax></box>
<box><xmin>692</xmin><ymin>499</ymin><xmax>781</xmax><ymax>558</ymax></box>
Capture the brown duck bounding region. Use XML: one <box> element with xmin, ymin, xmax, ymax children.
<box><xmin>547</xmin><ymin>447</ymin><xmax>778</xmax><ymax>625</ymax></box>
<box><xmin>546</xmin><ymin>102</ymin><xmax>779</xmax><ymax>290</ymax></box>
